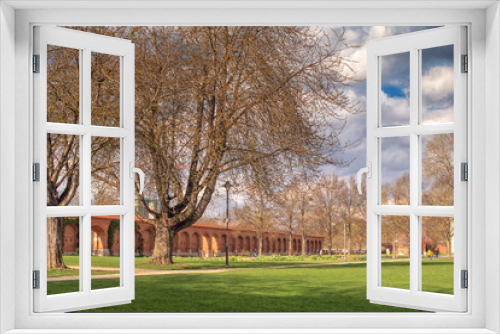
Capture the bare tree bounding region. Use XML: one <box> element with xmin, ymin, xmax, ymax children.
<box><xmin>381</xmin><ymin>173</ymin><xmax>410</xmax><ymax>258</ymax></box>
<box><xmin>422</xmin><ymin>134</ymin><xmax>454</xmax><ymax>257</ymax></box>
<box><xmin>314</xmin><ymin>173</ymin><xmax>343</xmax><ymax>255</ymax></box>
<box><xmin>235</xmin><ymin>183</ymin><xmax>277</xmax><ymax>256</ymax></box>
<box><xmin>66</xmin><ymin>26</ymin><xmax>360</xmax><ymax>264</ymax></box>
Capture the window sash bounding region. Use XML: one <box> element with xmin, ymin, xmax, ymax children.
<box><xmin>366</xmin><ymin>26</ymin><xmax>468</xmax><ymax>312</ymax></box>
<box><xmin>32</xmin><ymin>26</ymin><xmax>136</xmax><ymax>313</ymax></box>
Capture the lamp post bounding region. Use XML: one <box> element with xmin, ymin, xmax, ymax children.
<box><xmin>223</xmin><ymin>181</ymin><xmax>232</xmax><ymax>268</ymax></box>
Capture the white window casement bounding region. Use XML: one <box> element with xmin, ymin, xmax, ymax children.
<box><xmin>33</xmin><ymin>26</ymin><xmax>136</xmax><ymax>312</ymax></box>
<box><xmin>363</xmin><ymin>26</ymin><xmax>468</xmax><ymax>312</ymax></box>
<box><xmin>1</xmin><ymin>1</ymin><xmax>500</xmax><ymax>334</ymax></box>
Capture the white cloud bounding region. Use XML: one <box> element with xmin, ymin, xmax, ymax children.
<box><xmin>422</xmin><ymin>66</ymin><xmax>454</xmax><ymax>102</ymax></box>
<box><xmin>380</xmin><ymin>91</ymin><xmax>410</xmax><ymax>126</ymax></box>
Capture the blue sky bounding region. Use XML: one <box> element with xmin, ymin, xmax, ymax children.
<box><xmin>206</xmin><ymin>26</ymin><xmax>454</xmax><ymax>217</ymax></box>
<box><xmin>321</xmin><ymin>26</ymin><xmax>454</xmax><ymax>184</ymax></box>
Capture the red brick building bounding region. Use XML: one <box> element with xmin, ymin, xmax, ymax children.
<box><xmin>62</xmin><ymin>216</ymin><xmax>324</xmax><ymax>257</ymax></box>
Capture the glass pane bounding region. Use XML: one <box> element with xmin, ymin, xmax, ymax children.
<box><xmin>91</xmin><ymin>216</ymin><xmax>121</xmax><ymax>290</ymax></box>
<box><xmin>381</xmin><ymin>215</ymin><xmax>410</xmax><ymax>290</ymax></box>
<box><xmin>47</xmin><ymin>45</ymin><xmax>80</xmax><ymax>124</ymax></box>
<box><xmin>91</xmin><ymin>137</ymin><xmax>121</xmax><ymax>205</ymax></box>
<box><xmin>380</xmin><ymin>52</ymin><xmax>410</xmax><ymax>127</ymax></box>
<box><xmin>381</xmin><ymin>137</ymin><xmax>410</xmax><ymax>205</ymax></box>
<box><xmin>421</xmin><ymin>133</ymin><xmax>454</xmax><ymax>206</ymax></box>
<box><xmin>47</xmin><ymin>134</ymin><xmax>80</xmax><ymax>206</ymax></box>
<box><xmin>47</xmin><ymin>217</ymin><xmax>80</xmax><ymax>295</ymax></box>
<box><xmin>91</xmin><ymin>52</ymin><xmax>121</xmax><ymax>127</ymax></box>
<box><xmin>421</xmin><ymin>217</ymin><xmax>454</xmax><ymax>295</ymax></box>
<box><xmin>421</xmin><ymin>45</ymin><xmax>454</xmax><ymax>124</ymax></box>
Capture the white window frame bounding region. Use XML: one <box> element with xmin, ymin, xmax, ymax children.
<box><xmin>0</xmin><ymin>1</ymin><xmax>499</xmax><ymax>333</ymax></box>
<box><xmin>365</xmin><ymin>26</ymin><xmax>467</xmax><ymax>312</ymax></box>
<box><xmin>33</xmin><ymin>26</ymin><xmax>136</xmax><ymax>312</ymax></box>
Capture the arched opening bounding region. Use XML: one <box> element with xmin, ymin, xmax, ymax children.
<box><xmin>211</xmin><ymin>234</ymin><xmax>219</xmax><ymax>255</ymax></box>
<box><xmin>143</xmin><ymin>229</ymin><xmax>153</xmax><ymax>255</ymax></box>
<box><xmin>293</xmin><ymin>239</ymin><xmax>297</xmax><ymax>253</ymax></box>
<box><xmin>91</xmin><ymin>226</ymin><xmax>106</xmax><ymax>256</ymax></box>
<box><xmin>63</xmin><ymin>223</ymin><xmax>79</xmax><ymax>254</ymax></box>
<box><xmin>135</xmin><ymin>230</ymin><xmax>143</xmax><ymax>255</ymax></box>
<box><xmin>251</xmin><ymin>236</ymin><xmax>258</xmax><ymax>252</ymax></box>
<box><xmin>179</xmin><ymin>232</ymin><xmax>190</xmax><ymax>252</ymax></box>
<box><xmin>237</xmin><ymin>236</ymin><xmax>244</xmax><ymax>252</ymax></box>
<box><xmin>276</xmin><ymin>238</ymin><xmax>281</xmax><ymax>253</ymax></box>
<box><xmin>244</xmin><ymin>236</ymin><xmax>251</xmax><ymax>252</ymax></box>
<box><xmin>230</xmin><ymin>236</ymin><xmax>237</xmax><ymax>252</ymax></box>
<box><xmin>191</xmin><ymin>232</ymin><xmax>200</xmax><ymax>253</ymax></box>
<box><xmin>202</xmin><ymin>234</ymin><xmax>210</xmax><ymax>257</ymax></box>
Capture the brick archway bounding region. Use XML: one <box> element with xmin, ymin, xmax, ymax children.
<box><xmin>91</xmin><ymin>225</ymin><xmax>106</xmax><ymax>256</ymax></box>
<box><xmin>63</xmin><ymin>223</ymin><xmax>79</xmax><ymax>253</ymax></box>
<box><xmin>237</xmin><ymin>235</ymin><xmax>244</xmax><ymax>252</ymax></box>
<box><xmin>179</xmin><ymin>232</ymin><xmax>190</xmax><ymax>252</ymax></box>
<box><xmin>244</xmin><ymin>236</ymin><xmax>251</xmax><ymax>252</ymax></box>
<box><xmin>202</xmin><ymin>234</ymin><xmax>210</xmax><ymax>257</ymax></box>
<box><xmin>210</xmin><ymin>234</ymin><xmax>219</xmax><ymax>255</ymax></box>
<box><xmin>142</xmin><ymin>229</ymin><xmax>153</xmax><ymax>255</ymax></box>
<box><xmin>191</xmin><ymin>232</ymin><xmax>200</xmax><ymax>252</ymax></box>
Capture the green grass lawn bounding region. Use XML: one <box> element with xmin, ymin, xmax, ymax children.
<box><xmin>44</xmin><ymin>260</ymin><xmax>454</xmax><ymax>313</ymax></box>
<box><xmin>61</xmin><ymin>255</ymin><xmax>370</xmax><ymax>271</ymax></box>
<box><xmin>47</xmin><ymin>268</ymin><xmax>118</xmax><ymax>278</ymax></box>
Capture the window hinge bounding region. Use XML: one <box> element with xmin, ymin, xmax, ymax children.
<box><xmin>461</xmin><ymin>270</ymin><xmax>468</xmax><ymax>289</ymax></box>
<box><xmin>461</xmin><ymin>54</ymin><xmax>468</xmax><ymax>73</ymax></box>
<box><xmin>33</xmin><ymin>54</ymin><xmax>40</xmax><ymax>73</ymax></box>
<box><xmin>32</xmin><ymin>270</ymin><xmax>40</xmax><ymax>289</ymax></box>
<box><xmin>461</xmin><ymin>162</ymin><xmax>468</xmax><ymax>181</ymax></box>
<box><xmin>33</xmin><ymin>163</ymin><xmax>40</xmax><ymax>182</ymax></box>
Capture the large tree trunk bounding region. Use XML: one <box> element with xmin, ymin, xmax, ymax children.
<box><xmin>447</xmin><ymin>240</ymin><xmax>451</xmax><ymax>258</ymax></box>
<box><xmin>47</xmin><ymin>217</ymin><xmax>66</xmax><ymax>269</ymax></box>
<box><xmin>151</xmin><ymin>222</ymin><xmax>176</xmax><ymax>264</ymax></box>
<box><xmin>287</xmin><ymin>233</ymin><xmax>293</xmax><ymax>256</ymax></box>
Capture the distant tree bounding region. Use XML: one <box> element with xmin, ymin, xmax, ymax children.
<box><xmin>314</xmin><ymin>173</ymin><xmax>343</xmax><ymax>255</ymax></box>
<box><xmin>381</xmin><ymin>173</ymin><xmax>410</xmax><ymax>258</ymax></box>
<box><xmin>422</xmin><ymin>134</ymin><xmax>454</xmax><ymax>257</ymax></box>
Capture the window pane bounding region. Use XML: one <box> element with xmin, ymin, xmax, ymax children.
<box><xmin>421</xmin><ymin>217</ymin><xmax>454</xmax><ymax>295</ymax></box>
<box><xmin>421</xmin><ymin>45</ymin><xmax>454</xmax><ymax>124</ymax></box>
<box><xmin>421</xmin><ymin>133</ymin><xmax>454</xmax><ymax>206</ymax></box>
<box><xmin>381</xmin><ymin>215</ymin><xmax>410</xmax><ymax>290</ymax></box>
<box><xmin>91</xmin><ymin>52</ymin><xmax>121</xmax><ymax>127</ymax></box>
<box><xmin>380</xmin><ymin>52</ymin><xmax>410</xmax><ymax>127</ymax></box>
<box><xmin>91</xmin><ymin>216</ymin><xmax>121</xmax><ymax>290</ymax></box>
<box><xmin>47</xmin><ymin>217</ymin><xmax>80</xmax><ymax>295</ymax></box>
<box><xmin>91</xmin><ymin>137</ymin><xmax>121</xmax><ymax>205</ymax></box>
<box><xmin>381</xmin><ymin>137</ymin><xmax>410</xmax><ymax>205</ymax></box>
<box><xmin>47</xmin><ymin>45</ymin><xmax>80</xmax><ymax>124</ymax></box>
<box><xmin>47</xmin><ymin>134</ymin><xmax>80</xmax><ymax>206</ymax></box>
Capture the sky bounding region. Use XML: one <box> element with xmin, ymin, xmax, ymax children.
<box><xmin>322</xmin><ymin>26</ymin><xmax>454</xmax><ymax>184</ymax></box>
<box><xmin>206</xmin><ymin>26</ymin><xmax>455</xmax><ymax>217</ymax></box>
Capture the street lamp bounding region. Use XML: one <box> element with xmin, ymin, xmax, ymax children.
<box><xmin>223</xmin><ymin>181</ymin><xmax>232</xmax><ymax>268</ymax></box>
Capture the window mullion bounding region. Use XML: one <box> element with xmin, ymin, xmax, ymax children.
<box><xmin>409</xmin><ymin>47</ymin><xmax>420</xmax><ymax>294</ymax></box>
<box><xmin>82</xmin><ymin>48</ymin><xmax>92</xmax><ymax>294</ymax></box>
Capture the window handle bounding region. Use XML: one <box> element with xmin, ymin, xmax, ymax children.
<box><xmin>356</xmin><ymin>162</ymin><xmax>372</xmax><ymax>195</ymax></box>
<box><xmin>129</xmin><ymin>162</ymin><xmax>145</xmax><ymax>195</ymax></box>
